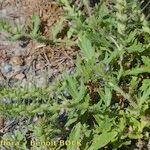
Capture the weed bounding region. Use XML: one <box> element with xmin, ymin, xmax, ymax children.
<box><xmin>0</xmin><ymin>0</ymin><xmax>150</xmax><ymax>149</ymax></box>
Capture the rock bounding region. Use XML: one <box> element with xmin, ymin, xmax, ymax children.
<box><xmin>136</xmin><ymin>139</ymin><xmax>145</xmax><ymax>150</ymax></box>
<box><xmin>25</xmin><ymin>56</ymin><xmax>33</xmax><ymax>66</ymax></box>
<box><xmin>20</xmin><ymin>78</ymin><xmax>34</xmax><ymax>88</ymax></box>
<box><xmin>9</xmin><ymin>56</ymin><xmax>24</xmax><ymax>66</ymax></box>
<box><xmin>1</xmin><ymin>98</ymin><xmax>11</xmax><ymax>104</ymax></box>
<box><xmin>32</xmin><ymin>116</ymin><xmax>38</xmax><ymax>123</ymax></box>
<box><xmin>63</xmin><ymin>90</ymin><xmax>72</xmax><ymax>100</ymax></box>
<box><xmin>1</xmin><ymin>63</ymin><xmax>13</xmax><ymax>73</ymax></box>
<box><xmin>13</xmin><ymin>65</ymin><xmax>25</xmax><ymax>72</ymax></box>
<box><xmin>15</xmin><ymin>73</ymin><xmax>25</xmax><ymax>80</ymax></box>
<box><xmin>13</xmin><ymin>47</ymin><xmax>28</xmax><ymax>57</ymax></box>
<box><xmin>36</xmin><ymin>75</ymin><xmax>48</xmax><ymax>87</ymax></box>
<box><xmin>36</xmin><ymin>62</ymin><xmax>45</xmax><ymax>70</ymax></box>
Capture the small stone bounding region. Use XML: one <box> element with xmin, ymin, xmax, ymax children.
<box><xmin>147</xmin><ymin>139</ymin><xmax>150</xmax><ymax>150</ymax></box>
<box><xmin>36</xmin><ymin>62</ymin><xmax>45</xmax><ymax>70</ymax></box>
<box><xmin>1</xmin><ymin>98</ymin><xmax>11</xmax><ymax>104</ymax></box>
<box><xmin>25</xmin><ymin>56</ymin><xmax>33</xmax><ymax>66</ymax></box>
<box><xmin>3</xmin><ymin>63</ymin><xmax>13</xmax><ymax>73</ymax></box>
<box><xmin>10</xmin><ymin>56</ymin><xmax>24</xmax><ymax>65</ymax></box>
<box><xmin>32</xmin><ymin>116</ymin><xmax>38</xmax><ymax>123</ymax></box>
<box><xmin>13</xmin><ymin>65</ymin><xmax>25</xmax><ymax>72</ymax></box>
<box><xmin>63</xmin><ymin>90</ymin><xmax>72</xmax><ymax>99</ymax></box>
<box><xmin>36</xmin><ymin>76</ymin><xmax>47</xmax><ymax>87</ymax></box>
<box><xmin>14</xmin><ymin>46</ymin><xmax>28</xmax><ymax>56</ymax></box>
<box><xmin>15</xmin><ymin>73</ymin><xmax>25</xmax><ymax>80</ymax></box>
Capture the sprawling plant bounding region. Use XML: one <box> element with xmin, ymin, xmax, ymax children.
<box><xmin>0</xmin><ymin>0</ymin><xmax>150</xmax><ymax>149</ymax></box>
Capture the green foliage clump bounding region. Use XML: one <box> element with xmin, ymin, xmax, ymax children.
<box><xmin>0</xmin><ymin>0</ymin><xmax>150</xmax><ymax>149</ymax></box>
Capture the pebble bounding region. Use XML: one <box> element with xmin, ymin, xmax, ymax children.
<box><xmin>147</xmin><ymin>139</ymin><xmax>150</xmax><ymax>150</ymax></box>
<box><xmin>9</xmin><ymin>56</ymin><xmax>24</xmax><ymax>66</ymax></box>
<box><xmin>36</xmin><ymin>75</ymin><xmax>48</xmax><ymax>87</ymax></box>
<box><xmin>25</xmin><ymin>56</ymin><xmax>33</xmax><ymax>66</ymax></box>
<box><xmin>1</xmin><ymin>98</ymin><xmax>11</xmax><ymax>104</ymax></box>
<box><xmin>2</xmin><ymin>63</ymin><xmax>13</xmax><ymax>73</ymax></box>
<box><xmin>20</xmin><ymin>79</ymin><xmax>34</xmax><ymax>88</ymax></box>
<box><xmin>14</xmin><ymin>46</ymin><xmax>28</xmax><ymax>57</ymax></box>
<box><xmin>32</xmin><ymin>116</ymin><xmax>38</xmax><ymax>123</ymax></box>
<box><xmin>15</xmin><ymin>73</ymin><xmax>25</xmax><ymax>80</ymax></box>
<box><xmin>36</xmin><ymin>62</ymin><xmax>45</xmax><ymax>70</ymax></box>
<box><xmin>13</xmin><ymin>65</ymin><xmax>26</xmax><ymax>72</ymax></box>
<box><xmin>63</xmin><ymin>90</ymin><xmax>72</xmax><ymax>99</ymax></box>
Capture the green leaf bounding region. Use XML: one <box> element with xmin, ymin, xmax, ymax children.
<box><xmin>64</xmin><ymin>74</ymin><xmax>78</xmax><ymax>99</ymax></box>
<box><xmin>78</xmin><ymin>35</ymin><xmax>95</xmax><ymax>60</ymax></box>
<box><xmin>125</xmin><ymin>30</ymin><xmax>137</xmax><ymax>44</ymax></box>
<box><xmin>15</xmin><ymin>130</ymin><xmax>24</xmax><ymax>141</ymax></box>
<box><xmin>140</xmin><ymin>79</ymin><xmax>150</xmax><ymax>91</ymax></box>
<box><xmin>142</xmin><ymin>56</ymin><xmax>150</xmax><ymax>66</ymax></box>
<box><xmin>124</xmin><ymin>66</ymin><xmax>150</xmax><ymax>76</ymax></box>
<box><xmin>52</xmin><ymin>18</ymin><xmax>64</xmax><ymax>39</ymax></box>
<box><xmin>77</xmin><ymin>80</ymin><xmax>87</xmax><ymax>102</ymax></box>
<box><xmin>31</xmin><ymin>14</ymin><xmax>40</xmax><ymax>37</ymax></box>
<box><xmin>66</xmin><ymin>118</ymin><xmax>78</xmax><ymax>126</ymax></box>
<box><xmin>67</xmin><ymin>123</ymin><xmax>81</xmax><ymax>150</ymax></box>
<box><xmin>87</xmin><ymin>131</ymin><xmax>117</xmax><ymax>150</ymax></box>
<box><xmin>104</xmin><ymin>86</ymin><xmax>112</xmax><ymax>107</ymax></box>
<box><xmin>138</xmin><ymin>87</ymin><xmax>150</xmax><ymax>107</ymax></box>
<box><xmin>94</xmin><ymin>115</ymin><xmax>114</xmax><ymax>133</ymax></box>
<box><xmin>126</xmin><ymin>41</ymin><xmax>145</xmax><ymax>53</ymax></box>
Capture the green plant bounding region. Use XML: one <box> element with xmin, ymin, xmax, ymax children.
<box><xmin>0</xmin><ymin>0</ymin><xmax>150</xmax><ymax>150</ymax></box>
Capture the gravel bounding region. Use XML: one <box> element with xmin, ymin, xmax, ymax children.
<box><xmin>0</xmin><ymin>1</ymin><xmax>76</xmax><ymax>149</ymax></box>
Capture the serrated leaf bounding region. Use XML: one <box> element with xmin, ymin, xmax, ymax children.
<box><xmin>104</xmin><ymin>86</ymin><xmax>112</xmax><ymax>107</ymax></box>
<box><xmin>31</xmin><ymin>14</ymin><xmax>40</xmax><ymax>37</ymax></box>
<box><xmin>67</xmin><ymin>123</ymin><xmax>81</xmax><ymax>150</ymax></box>
<box><xmin>52</xmin><ymin>18</ymin><xmax>64</xmax><ymax>39</ymax></box>
<box><xmin>142</xmin><ymin>56</ymin><xmax>150</xmax><ymax>66</ymax></box>
<box><xmin>94</xmin><ymin>115</ymin><xmax>114</xmax><ymax>133</ymax></box>
<box><xmin>78</xmin><ymin>35</ymin><xmax>95</xmax><ymax>60</ymax></box>
<box><xmin>87</xmin><ymin>131</ymin><xmax>117</xmax><ymax>150</ymax></box>
<box><xmin>138</xmin><ymin>87</ymin><xmax>150</xmax><ymax>107</ymax></box>
<box><xmin>125</xmin><ymin>30</ymin><xmax>137</xmax><ymax>44</ymax></box>
<box><xmin>140</xmin><ymin>79</ymin><xmax>150</xmax><ymax>91</ymax></box>
<box><xmin>124</xmin><ymin>66</ymin><xmax>150</xmax><ymax>76</ymax></box>
<box><xmin>127</xmin><ymin>41</ymin><xmax>145</xmax><ymax>53</ymax></box>
<box><xmin>64</xmin><ymin>74</ymin><xmax>78</xmax><ymax>99</ymax></box>
<box><xmin>143</xmin><ymin>26</ymin><xmax>150</xmax><ymax>33</ymax></box>
<box><xmin>66</xmin><ymin>118</ymin><xmax>78</xmax><ymax>126</ymax></box>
